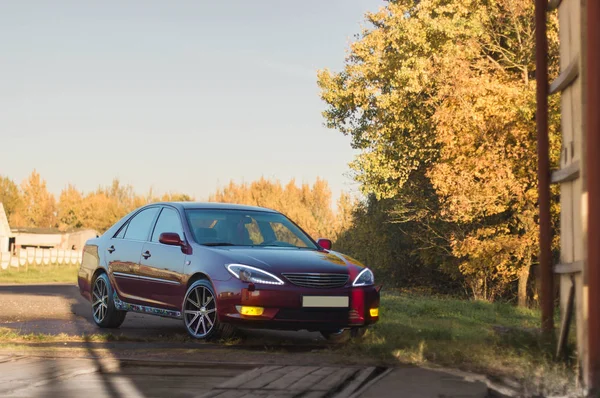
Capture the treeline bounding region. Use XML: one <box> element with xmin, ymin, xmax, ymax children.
<box><xmin>318</xmin><ymin>0</ymin><xmax>561</xmax><ymax>306</ymax></box>
<box><xmin>0</xmin><ymin>170</ymin><xmax>193</xmax><ymax>233</ymax></box>
<box><xmin>0</xmin><ymin>171</ymin><xmax>351</xmax><ymax>241</ymax></box>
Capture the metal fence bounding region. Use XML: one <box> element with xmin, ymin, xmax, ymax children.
<box><xmin>0</xmin><ymin>248</ymin><xmax>82</xmax><ymax>270</ymax></box>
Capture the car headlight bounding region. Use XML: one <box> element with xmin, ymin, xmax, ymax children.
<box><xmin>226</xmin><ymin>264</ymin><xmax>285</xmax><ymax>285</ymax></box>
<box><xmin>352</xmin><ymin>268</ymin><xmax>374</xmax><ymax>286</ymax></box>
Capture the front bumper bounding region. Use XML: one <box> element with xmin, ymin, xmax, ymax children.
<box><xmin>214</xmin><ymin>278</ymin><xmax>380</xmax><ymax>332</ymax></box>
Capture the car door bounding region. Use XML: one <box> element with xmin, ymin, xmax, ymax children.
<box><xmin>108</xmin><ymin>206</ymin><xmax>160</xmax><ymax>304</ymax></box>
<box><xmin>138</xmin><ymin>206</ymin><xmax>187</xmax><ymax>309</ymax></box>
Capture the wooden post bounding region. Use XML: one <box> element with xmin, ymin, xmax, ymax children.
<box><xmin>535</xmin><ymin>0</ymin><xmax>554</xmax><ymax>334</ymax></box>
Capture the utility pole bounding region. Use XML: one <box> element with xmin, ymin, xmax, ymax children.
<box><xmin>534</xmin><ymin>0</ymin><xmax>553</xmax><ymax>334</ymax></box>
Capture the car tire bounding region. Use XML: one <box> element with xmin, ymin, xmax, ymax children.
<box><xmin>183</xmin><ymin>279</ymin><xmax>236</xmax><ymax>340</ymax></box>
<box><xmin>321</xmin><ymin>327</ymin><xmax>367</xmax><ymax>343</ymax></box>
<box><xmin>91</xmin><ymin>273</ymin><xmax>127</xmax><ymax>329</ymax></box>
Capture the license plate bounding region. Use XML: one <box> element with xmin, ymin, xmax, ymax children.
<box><xmin>302</xmin><ymin>296</ymin><xmax>349</xmax><ymax>308</ymax></box>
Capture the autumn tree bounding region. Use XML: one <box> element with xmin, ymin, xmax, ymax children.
<box><xmin>318</xmin><ymin>0</ymin><xmax>560</xmax><ymax>303</ymax></box>
<box><xmin>14</xmin><ymin>170</ymin><xmax>57</xmax><ymax>228</ymax></box>
<box><xmin>0</xmin><ymin>176</ymin><xmax>22</xmax><ymax>222</ymax></box>
<box><xmin>335</xmin><ymin>197</ymin><xmax>413</xmax><ymax>286</ymax></box>
<box><xmin>336</xmin><ymin>194</ymin><xmax>458</xmax><ymax>290</ymax></box>
<box><xmin>57</xmin><ymin>185</ymin><xmax>85</xmax><ymax>231</ymax></box>
<box><xmin>55</xmin><ymin>180</ymin><xmax>195</xmax><ymax>233</ymax></box>
<box><xmin>78</xmin><ymin>179</ymin><xmax>137</xmax><ymax>233</ymax></box>
<box><xmin>335</xmin><ymin>192</ymin><xmax>356</xmax><ymax>235</ymax></box>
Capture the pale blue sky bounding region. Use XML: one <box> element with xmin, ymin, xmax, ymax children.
<box><xmin>0</xmin><ymin>0</ymin><xmax>383</xmax><ymax>201</ymax></box>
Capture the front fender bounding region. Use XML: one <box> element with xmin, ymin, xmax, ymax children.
<box><xmin>186</xmin><ymin>246</ymin><xmax>233</xmax><ymax>282</ymax></box>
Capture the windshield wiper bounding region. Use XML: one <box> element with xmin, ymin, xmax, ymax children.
<box><xmin>201</xmin><ymin>242</ymin><xmax>236</xmax><ymax>246</ymax></box>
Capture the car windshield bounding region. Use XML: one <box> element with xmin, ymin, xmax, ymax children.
<box><xmin>184</xmin><ymin>209</ymin><xmax>318</xmax><ymax>249</ymax></box>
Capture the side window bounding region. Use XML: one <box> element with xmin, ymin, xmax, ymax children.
<box><xmin>114</xmin><ymin>225</ymin><xmax>127</xmax><ymax>239</ymax></box>
<box><xmin>151</xmin><ymin>208</ymin><xmax>184</xmax><ymax>242</ymax></box>
<box><xmin>124</xmin><ymin>208</ymin><xmax>159</xmax><ymax>241</ymax></box>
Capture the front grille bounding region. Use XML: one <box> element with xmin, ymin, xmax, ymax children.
<box><xmin>282</xmin><ymin>273</ymin><xmax>349</xmax><ymax>288</ymax></box>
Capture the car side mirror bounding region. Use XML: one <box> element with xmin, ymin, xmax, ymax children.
<box><xmin>317</xmin><ymin>238</ymin><xmax>332</xmax><ymax>250</ymax></box>
<box><xmin>159</xmin><ymin>232</ymin><xmax>184</xmax><ymax>246</ymax></box>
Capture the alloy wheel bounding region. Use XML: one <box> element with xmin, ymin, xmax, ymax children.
<box><xmin>184</xmin><ymin>284</ymin><xmax>217</xmax><ymax>338</ymax></box>
<box><xmin>92</xmin><ymin>277</ymin><xmax>108</xmax><ymax>324</ymax></box>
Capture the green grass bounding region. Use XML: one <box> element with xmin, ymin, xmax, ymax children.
<box><xmin>0</xmin><ymin>326</ymin><xmax>195</xmax><ymax>345</ymax></box>
<box><xmin>0</xmin><ymin>265</ymin><xmax>78</xmax><ymax>284</ymax></box>
<box><xmin>346</xmin><ymin>293</ymin><xmax>578</xmax><ymax>395</ymax></box>
<box><xmin>0</xmin><ymin>327</ymin><xmax>112</xmax><ymax>343</ymax></box>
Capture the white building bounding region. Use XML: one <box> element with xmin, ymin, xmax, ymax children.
<box><xmin>0</xmin><ymin>202</ymin><xmax>97</xmax><ymax>253</ymax></box>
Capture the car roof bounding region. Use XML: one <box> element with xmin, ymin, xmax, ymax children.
<box><xmin>154</xmin><ymin>202</ymin><xmax>279</xmax><ymax>213</ymax></box>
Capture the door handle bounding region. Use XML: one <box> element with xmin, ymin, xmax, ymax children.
<box><xmin>142</xmin><ymin>250</ymin><xmax>151</xmax><ymax>259</ymax></box>
<box><xmin>107</xmin><ymin>245</ymin><xmax>115</xmax><ymax>253</ymax></box>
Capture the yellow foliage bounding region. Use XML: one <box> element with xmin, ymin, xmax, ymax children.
<box><xmin>1</xmin><ymin>171</ymin><xmax>354</xmax><ymax>241</ymax></box>
<box><xmin>11</xmin><ymin>170</ymin><xmax>56</xmax><ymax>228</ymax></box>
<box><xmin>318</xmin><ymin>0</ymin><xmax>561</xmax><ymax>301</ymax></box>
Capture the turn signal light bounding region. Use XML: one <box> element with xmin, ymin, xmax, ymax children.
<box><xmin>238</xmin><ymin>306</ymin><xmax>264</xmax><ymax>316</ymax></box>
<box><xmin>370</xmin><ymin>308</ymin><xmax>379</xmax><ymax>317</ymax></box>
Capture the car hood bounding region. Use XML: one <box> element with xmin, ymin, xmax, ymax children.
<box><xmin>212</xmin><ymin>246</ymin><xmax>367</xmax><ymax>275</ymax></box>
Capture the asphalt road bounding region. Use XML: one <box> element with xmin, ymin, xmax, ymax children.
<box><xmin>0</xmin><ymin>283</ymin><xmax>325</xmax><ymax>344</ymax></box>
<box><xmin>0</xmin><ymin>356</ymin><xmax>250</xmax><ymax>398</ymax></box>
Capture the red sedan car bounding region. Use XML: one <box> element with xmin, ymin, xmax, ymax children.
<box><xmin>78</xmin><ymin>202</ymin><xmax>380</xmax><ymax>341</ymax></box>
